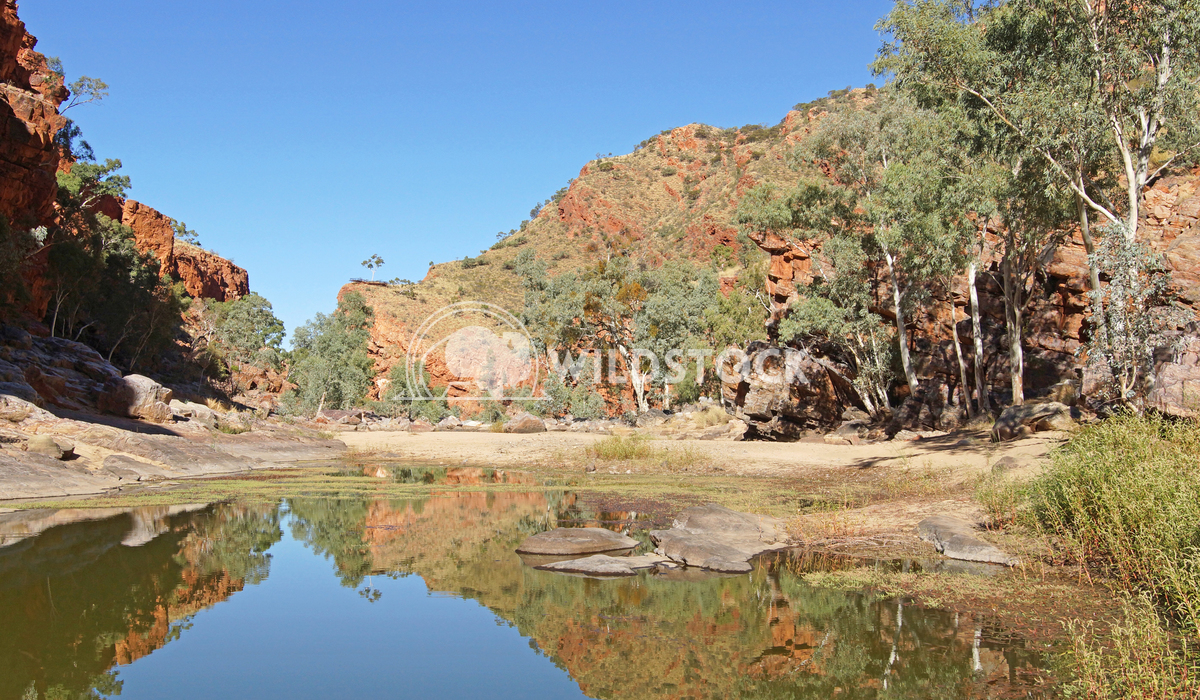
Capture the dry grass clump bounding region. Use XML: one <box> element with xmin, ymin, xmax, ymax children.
<box><xmin>692</xmin><ymin>405</ymin><xmax>731</xmax><ymax>429</ymax></box>
<box><xmin>585</xmin><ymin>435</ymin><xmax>710</xmax><ymax>471</ymax></box>
<box><xmin>205</xmin><ymin>397</ymin><xmax>232</xmax><ymax>412</ymax></box>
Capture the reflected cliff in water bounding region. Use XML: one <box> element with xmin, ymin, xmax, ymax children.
<box><xmin>0</xmin><ymin>503</ymin><xmax>282</xmax><ymax>700</ymax></box>
<box><xmin>1</xmin><ymin>487</ymin><xmax>1051</xmax><ymax>699</ymax></box>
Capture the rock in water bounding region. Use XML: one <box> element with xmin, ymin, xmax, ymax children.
<box><xmin>650</xmin><ymin>504</ymin><xmax>790</xmax><ymax>573</ymax></box>
<box><xmin>916</xmin><ymin>515</ymin><xmax>1017</xmax><ymax>566</ymax></box>
<box><xmin>535</xmin><ymin>553</ymin><xmax>668</xmax><ymax>577</ymax></box>
<box><xmin>516</xmin><ymin>527</ymin><xmax>638</xmax><ymax>555</ymax></box>
<box><xmin>504</xmin><ymin>412</ymin><xmax>546</xmax><ymax>434</ymax></box>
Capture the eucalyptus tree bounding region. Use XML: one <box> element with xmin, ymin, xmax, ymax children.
<box><xmin>518</xmin><ymin>254</ymin><xmax>655</xmax><ymax>412</ymax></box>
<box><xmin>287</xmin><ymin>292</ymin><xmax>375</xmax><ymax>415</ymax></box>
<box><xmin>876</xmin><ymin>0</ymin><xmax>1200</xmax><ymax>246</ymax></box>
<box><xmin>790</xmin><ymin>91</ymin><xmax>960</xmax><ymax>397</ymax></box>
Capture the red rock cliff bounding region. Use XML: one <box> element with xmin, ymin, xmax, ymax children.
<box><xmin>0</xmin><ymin>0</ymin><xmax>64</xmax><ymax>229</ymax></box>
<box><xmin>110</xmin><ymin>197</ymin><xmax>249</xmax><ymax>301</ymax></box>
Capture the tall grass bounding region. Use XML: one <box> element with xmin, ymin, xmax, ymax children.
<box><xmin>1025</xmin><ymin>413</ymin><xmax>1200</xmax><ymax>697</ymax></box>
<box><xmin>1027</xmin><ymin>413</ymin><xmax>1200</xmax><ymax>634</ymax></box>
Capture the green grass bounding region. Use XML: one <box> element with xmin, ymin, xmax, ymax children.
<box><xmin>1022</xmin><ymin>413</ymin><xmax>1200</xmax><ymax>695</ymax></box>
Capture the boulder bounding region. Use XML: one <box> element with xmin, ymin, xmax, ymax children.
<box><xmin>169</xmin><ymin>399</ymin><xmax>218</xmax><ymax>428</ymax></box>
<box><xmin>504</xmin><ymin>412</ymin><xmax>546</xmax><ymax>434</ymax></box>
<box><xmin>408</xmin><ymin>419</ymin><xmax>433</xmax><ymax>433</ymax></box>
<box><xmin>991</xmin><ymin>402</ymin><xmax>1074</xmax><ymax>442</ymax></box>
<box><xmin>535</xmin><ymin>553</ymin><xmax>669</xmax><ymax>577</ymax></box>
<box><xmin>516</xmin><ymin>527</ymin><xmax>639</xmax><ymax>556</ymax></box>
<box><xmin>435</xmin><ymin>415</ymin><xmax>461</xmax><ymax>430</ymax></box>
<box><xmin>635</xmin><ymin>409</ymin><xmax>669</xmax><ymax>428</ymax></box>
<box><xmin>26</xmin><ymin>435</ymin><xmax>69</xmax><ymax>460</ymax></box>
<box><xmin>649</xmin><ymin>504</ymin><xmax>790</xmax><ymax>573</ymax></box>
<box><xmin>916</xmin><ymin>515</ymin><xmax>1017</xmax><ymax>566</ymax></box>
<box><xmin>721</xmin><ymin>343</ymin><xmax>861</xmax><ymax>441</ymax></box>
<box><xmin>99</xmin><ymin>375</ymin><xmax>175</xmax><ymax>423</ymax></box>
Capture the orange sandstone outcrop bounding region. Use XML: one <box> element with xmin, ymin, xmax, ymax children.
<box><xmin>0</xmin><ymin>0</ymin><xmax>64</xmax><ymax>228</ymax></box>
<box><xmin>102</xmin><ymin>197</ymin><xmax>250</xmax><ymax>302</ymax></box>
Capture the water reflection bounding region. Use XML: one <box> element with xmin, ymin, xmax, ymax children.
<box><xmin>0</xmin><ymin>504</ymin><xmax>281</xmax><ymax>700</ymax></box>
<box><xmin>0</xmin><ymin>493</ymin><xmax>1052</xmax><ymax>699</ymax></box>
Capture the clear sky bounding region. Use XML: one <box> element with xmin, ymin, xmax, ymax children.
<box><xmin>21</xmin><ymin>0</ymin><xmax>894</xmax><ymax>341</ymax></box>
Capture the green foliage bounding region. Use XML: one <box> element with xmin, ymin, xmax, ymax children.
<box><xmin>660</xmin><ymin>166</ymin><xmax>677</xmax><ymax>177</ymax></box>
<box><xmin>208</xmin><ymin>292</ymin><xmax>285</xmax><ymax>369</ymax></box>
<box><xmin>1062</xmin><ymin>596</ymin><xmax>1200</xmax><ymax>700</ymax></box>
<box><xmin>284</xmin><ymin>292</ymin><xmax>375</xmax><ymax>415</ymax></box>
<box><xmin>1026</xmin><ymin>413</ymin><xmax>1200</xmax><ymax>640</ymax></box>
<box><xmin>171</xmin><ymin>219</ymin><xmax>200</xmax><ymax>246</ymax></box>
<box><xmin>41</xmin><ymin>157</ymin><xmax>188</xmax><ymax>371</ymax></box>
<box><xmin>460</xmin><ymin>255</ymin><xmax>488</xmax><ymax>269</ymax></box>
<box><xmin>381</xmin><ymin>363</ymin><xmax>453</xmax><ymax>423</ymax></box>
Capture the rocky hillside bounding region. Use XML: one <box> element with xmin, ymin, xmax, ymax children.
<box><xmin>345</xmin><ymin>88</ymin><xmax>1200</xmax><ymax>427</ymax></box>
<box><xmin>342</xmin><ymin>106</ymin><xmax>842</xmax><ymax>395</ymax></box>
<box><xmin>0</xmin><ymin>1</ymin><xmax>247</xmax><ymax>321</ymax></box>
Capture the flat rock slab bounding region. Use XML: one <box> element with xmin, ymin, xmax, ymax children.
<box><xmin>516</xmin><ymin>527</ymin><xmax>639</xmax><ymax>556</ymax></box>
<box><xmin>535</xmin><ymin>553</ymin><xmax>669</xmax><ymax>577</ymax></box>
<box><xmin>650</xmin><ymin>504</ymin><xmax>791</xmax><ymax>573</ymax></box>
<box><xmin>916</xmin><ymin>515</ymin><xmax>1017</xmax><ymax>566</ymax></box>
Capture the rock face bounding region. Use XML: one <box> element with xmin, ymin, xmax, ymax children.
<box><xmin>1149</xmin><ymin>334</ymin><xmax>1200</xmax><ymax>418</ymax></box>
<box><xmin>1</xmin><ymin>325</ymin><xmax>122</xmax><ymax>410</ymax></box>
<box><xmin>650</xmin><ymin>504</ymin><xmax>790</xmax><ymax>573</ymax></box>
<box><xmin>0</xmin><ymin>1</ymin><xmax>64</xmax><ymax>229</ymax></box>
<box><xmin>115</xmin><ymin>199</ymin><xmax>249</xmax><ymax>302</ymax></box>
<box><xmin>515</xmin><ymin>527</ymin><xmax>639</xmax><ymax>556</ymax></box>
<box><xmin>721</xmin><ymin>343</ymin><xmax>859</xmax><ymax>440</ymax></box>
<box><xmin>916</xmin><ymin>515</ymin><xmax>1016</xmax><ymax>566</ymax></box>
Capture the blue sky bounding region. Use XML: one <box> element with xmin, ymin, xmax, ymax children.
<box><xmin>23</xmin><ymin>0</ymin><xmax>893</xmax><ymax>341</ymax></box>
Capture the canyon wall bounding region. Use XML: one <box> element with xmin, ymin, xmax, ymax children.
<box><xmin>0</xmin><ymin>0</ymin><xmax>63</xmax><ymax>228</ymax></box>
<box><xmin>115</xmin><ymin>198</ymin><xmax>249</xmax><ymax>302</ymax></box>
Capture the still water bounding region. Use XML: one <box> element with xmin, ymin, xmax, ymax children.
<box><xmin>0</xmin><ymin>486</ymin><xmax>1052</xmax><ymax>699</ymax></box>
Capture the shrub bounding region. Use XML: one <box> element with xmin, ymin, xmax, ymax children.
<box><xmin>587</xmin><ymin>435</ymin><xmax>657</xmax><ymax>461</ymax></box>
<box><xmin>461</xmin><ymin>255</ymin><xmax>488</xmax><ymax>269</ymax></box>
<box><xmin>661</xmin><ymin>166</ymin><xmax>677</xmax><ymax>177</ymax></box>
<box><xmin>596</xmin><ymin>161</ymin><xmax>615</xmax><ymax>172</ymax></box>
<box><xmin>1026</xmin><ymin>413</ymin><xmax>1200</xmax><ymax>635</ymax></box>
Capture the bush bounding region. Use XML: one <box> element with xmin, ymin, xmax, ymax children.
<box><xmin>661</xmin><ymin>166</ymin><xmax>677</xmax><ymax>177</ymax></box>
<box><xmin>596</xmin><ymin>161</ymin><xmax>615</xmax><ymax>172</ymax></box>
<box><xmin>587</xmin><ymin>435</ymin><xmax>657</xmax><ymax>461</ymax></box>
<box><xmin>1027</xmin><ymin>413</ymin><xmax>1200</xmax><ymax>635</ymax></box>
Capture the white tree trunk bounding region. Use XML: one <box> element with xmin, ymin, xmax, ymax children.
<box><xmin>968</xmin><ymin>262</ymin><xmax>991</xmax><ymax>414</ymax></box>
<box><xmin>884</xmin><ymin>250</ymin><xmax>919</xmax><ymax>397</ymax></box>
<box><xmin>1001</xmin><ymin>253</ymin><xmax>1025</xmax><ymax>406</ymax></box>
<box><xmin>949</xmin><ymin>289</ymin><xmax>973</xmax><ymax>418</ymax></box>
